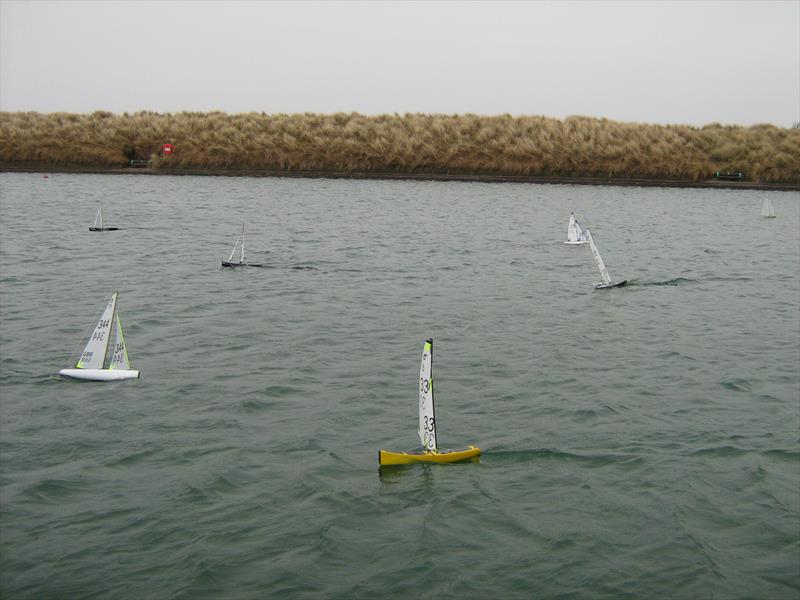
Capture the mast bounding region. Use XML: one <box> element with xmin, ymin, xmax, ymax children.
<box><xmin>240</xmin><ymin>223</ymin><xmax>246</xmax><ymax>263</ymax></box>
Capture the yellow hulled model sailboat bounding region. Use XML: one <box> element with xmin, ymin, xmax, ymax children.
<box><xmin>378</xmin><ymin>338</ymin><xmax>481</xmax><ymax>466</ymax></box>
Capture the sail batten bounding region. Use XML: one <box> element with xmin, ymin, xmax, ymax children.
<box><xmin>76</xmin><ymin>292</ymin><xmax>117</xmax><ymax>369</ymax></box>
<box><xmin>418</xmin><ymin>339</ymin><xmax>437</xmax><ymax>451</ymax></box>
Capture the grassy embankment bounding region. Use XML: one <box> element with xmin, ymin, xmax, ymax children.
<box><xmin>0</xmin><ymin>111</ymin><xmax>798</xmax><ymax>184</ymax></box>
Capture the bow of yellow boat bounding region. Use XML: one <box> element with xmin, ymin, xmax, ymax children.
<box><xmin>378</xmin><ymin>445</ymin><xmax>481</xmax><ymax>466</ymax></box>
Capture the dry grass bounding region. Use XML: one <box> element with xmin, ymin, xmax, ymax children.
<box><xmin>1</xmin><ymin>111</ymin><xmax>798</xmax><ymax>182</ymax></box>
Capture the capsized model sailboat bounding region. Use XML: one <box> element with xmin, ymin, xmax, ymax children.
<box><xmin>89</xmin><ymin>206</ymin><xmax>119</xmax><ymax>231</ymax></box>
<box><xmin>565</xmin><ymin>211</ymin><xmax>588</xmax><ymax>245</ymax></box>
<box><xmin>378</xmin><ymin>339</ymin><xmax>481</xmax><ymax>466</ymax></box>
<box><xmin>586</xmin><ymin>228</ymin><xmax>627</xmax><ymax>289</ymax></box>
<box><xmin>761</xmin><ymin>197</ymin><xmax>776</xmax><ymax>218</ymax></box>
<box><xmin>221</xmin><ymin>224</ymin><xmax>264</xmax><ymax>268</ymax></box>
<box><xmin>59</xmin><ymin>292</ymin><xmax>140</xmax><ymax>381</ymax></box>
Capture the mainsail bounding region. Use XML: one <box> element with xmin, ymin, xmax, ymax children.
<box><xmin>567</xmin><ymin>213</ymin><xmax>578</xmax><ymax>242</ymax></box>
<box><xmin>108</xmin><ymin>313</ymin><xmax>131</xmax><ymax>370</ymax></box>
<box><xmin>586</xmin><ymin>228</ymin><xmax>612</xmax><ymax>286</ymax></box>
<box><xmin>93</xmin><ymin>206</ymin><xmax>103</xmax><ymax>229</ymax></box>
<box><xmin>228</xmin><ymin>224</ymin><xmax>246</xmax><ymax>263</ymax></box>
<box><xmin>566</xmin><ymin>212</ymin><xmax>587</xmax><ymax>243</ymax></box>
<box><xmin>76</xmin><ymin>292</ymin><xmax>117</xmax><ymax>369</ymax></box>
<box><xmin>418</xmin><ymin>338</ymin><xmax>437</xmax><ymax>451</ymax></box>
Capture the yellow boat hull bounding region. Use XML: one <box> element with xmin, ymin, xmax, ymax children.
<box><xmin>378</xmin><ymin>446</ymin><xmax>481</xmax><ymax>466</ymax></box>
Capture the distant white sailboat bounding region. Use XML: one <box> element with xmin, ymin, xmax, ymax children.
<box><xmin>221</xmin><ymin>224</ymin><xmax>264</xmax><ymax>268</ymax></box>
<box><xmin>565</xmin><ymin>211</ymin><xmax>588</xmax><ymax>245</ymax></box>
<box><xmin>89</xmin><ymin>205</ymin><xmax>119</xmax><ymax>231</ymax></box>
<box><xmin>586</xmin><ymin>228</ymin><xmax>627</xmax><ymax>289</ymax></box>
<box><xmin>59</xmin><ymin>292</ymin><xmax>140</xmax><ymax>381</ymax></box>
<box><xmin>761</xmin><ymin>197</ymin><xmax>776</xmax><ymax>218</ymax></box>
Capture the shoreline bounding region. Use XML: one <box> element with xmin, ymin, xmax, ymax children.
<box><xmin>1</xmin><ymin>163</ymin><xmax>798</xmax><ymax>192</ymax></box>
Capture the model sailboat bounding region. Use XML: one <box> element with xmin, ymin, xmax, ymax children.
<box><xmin>586</xmin><ymin>228</ymin><xmax>627</xmax><ymax>289</ymax></box>
<box><xmin>221</xmin><ymin>224</ymin><xmax>263</xmax><ymax>268</ymax></box>
<box><xmin>89</xmin><ymin>205</ymin><xmax>119</xmax><ymax>231</ymax></box>
<box><xmin>59</xmin><ymin>292</ymin><xmax>140</xmax><ymax>381</ymax></box>
<box><xmin>761</xmin><ymin>197</ymin><xmax>776</xmax><ymax>218</ymax></box>
<box><xmin>379</xmin><ymin>338</ymin><xmax>481</xmax><ymax>466</ymax></box>
<box><xmin>565</xmin><ymin>211</ymin><xmax>588</xmax><ymax>245</ymax></box>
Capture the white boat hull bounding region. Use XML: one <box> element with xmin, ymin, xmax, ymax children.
<box><xmin>59</xmin><ymin>368</ymin><xmax>140</xmax><ymax>381</ymax></box>
<box><xmin>564</xmin><ymin>240</ymin><xmax>587</xmax><ymax>245</ymax></box>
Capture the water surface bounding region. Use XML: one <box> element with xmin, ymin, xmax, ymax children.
<box><xmin>1</xmin><ymin>173</ymin><xmax>798</xmax><ymax>598</ymax></box>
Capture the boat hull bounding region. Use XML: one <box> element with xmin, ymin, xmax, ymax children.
<box><xmin>89</xmin><ymin>227</ymin><xmax>119</xmax><ymax>231</ymax></box>
<box><xmin>221</xmin><ymin>261</ymin><xmax>264</xmax><ymax>268</ymax></box>
<box><xmin>565</xmin><ymin>240</ymin><xmax>587</xmax><ymax>245</ymax></box>
<box><xmin>378</xmin><ymin>445</ymin><xmax>481</xmax><ymax>466</ymax></box>
<box><xmin>595</xmin><ymin>280</ymin><xmax>627</xmax><ymax>289</ymax></box>
<box><xmin>59</xmin><ymin>368</ymin><xmax>140</xmax><ymax>381</ymax></box>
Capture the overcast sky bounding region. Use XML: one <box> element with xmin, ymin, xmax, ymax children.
<box><xmin>1</xmin><ymin>0</ymin><xmax>798</xmax><ymax>126</ymax></box>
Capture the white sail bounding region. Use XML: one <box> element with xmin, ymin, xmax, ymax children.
<box><xmin>108</xmin><ymin>313</ymin><xmax>131</xmax><ymax>370</ymax></box>
<box><xmin>566</xmin><ymin>212</ymin><xmax>588</xmax><ymax>243</ymax></box>
<box><xmin>586</xmin><ymin>228</ymin><xmax>612</xmax><ymax>286</ymax></box>
<box><xmin>761</xmin><ymin>197</ymin><xmax>775</xmax><ymax>218</ymax></box>
<box><xmin>93</xmin><ymin>206</ymin><xmax>103</xmax><ymax>228</ymax></box>
<box><xmin>418</xmin><ymin>338</ymin><xmax>437</xmax><ymax>451</ymax></box>
<box><xmin>575</xmin><ymin>219</ymin><xmax>587</xmax><ymax>242</ymax></box>
<box><xmin>226</xmin><ymin>224</ymin><xmax>246</xmax><ymax>263</ymax></box>
<box><xmin>228</xmin><ymin>230</ymin><xmax>241</xmax><ymax>262</ymax></box>
<box><xmin>567</xmin><ymin>212</ymin><xmax>578</xmax><ymax>242</ymax></box>
<box><xmin>76</xmin><ymin>292</ymin><xmax>117</xmax><ymax>369</ymax></box>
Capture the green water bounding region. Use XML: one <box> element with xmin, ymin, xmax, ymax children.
<box><xmin>1</xmin><ymin>173</ymin><xmax>798</xmax><ymax>599</ymax></box>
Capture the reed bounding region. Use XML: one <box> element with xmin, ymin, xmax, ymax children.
<box><xmin>1</xmin><ymin>111</ymin><xmax>797</xmax><ymax>182</ymax></box>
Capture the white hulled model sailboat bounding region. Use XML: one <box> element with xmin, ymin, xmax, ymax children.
<box><xmin>59</xmin><ymin>292</ymin><xmax>140</xmax><ymax>381</ymax></box>
<box><xmin>565</xmin><ymin>211</ymin><xmax>588</xmax><ymax>245</ymax></box>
